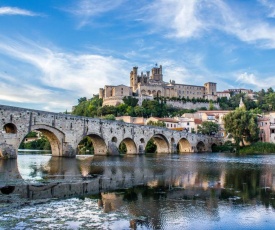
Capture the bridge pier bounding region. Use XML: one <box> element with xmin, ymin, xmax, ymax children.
<box><xmin>0</xmin><ymin>143</ymin><xmax>17</xmax><ymax>159</ymax></box>
<box><xmin>171</xmin><ymin>143</ymin><xmax>177</xmax><ymax>154</ymax></box>
<box><xmin>107</xmin><ymin>142</ymin><xmax>120</xmax><ymax>155</ymax></box>
<box><xmin>62</xmin><ymin>144</ymin><xmax>76</xmax><ymax>158</ymax></box>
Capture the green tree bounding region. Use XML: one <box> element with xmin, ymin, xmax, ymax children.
<box><xmin>145</xmin><ymin>139</ymin><xmax>157</xmax><ymax>153</ymax></box>
<box><xmin>209</xmin><ymin>101</ymin><xmax>215</xmax><ymax>110</ymax></box>
<box><xmin>103</xmin><ymin>114</ymin><xmax>116</xmax><ymax>120</ymax></box>
<box><xmin>97</xmin><ymin>105</ymin><xmax>117</xmax><ymax>117</ymax></box>
<box><xmin>147</xmin><ymin>120</ymin><xmax>166</xmax><ymax>127</ymax></box>
<box><xmin>116</xmin><ymin>103</ymin><xmax>128</xmax><ymax>116</ymax></box>
<box><xmin>122</xmin><ymin>96</ymin><xmax>139</xmax><ymax>107</ymax></box>
<box><xmin>25</xmin><ymin>131</ymin><xmax>38</xmax><ymax>138</ymax></box>
<box><xmin>78</xmin><ymin>97</ymin><xmax>87</xmax><ymax>104</ymax></box>
<box><xmin>197</xmin><ymin>121</ymin><xmax>219</xmax><ymax>135</ymax></box>
<box><xmin>223</xmin><ymin>107</ymin><xmax>259</xmax><ymax>151</ymax></box>
<box><xmin>134</xmin><ymin>106</ymin><xmax>145</xmax><ymax>117</ymax></box>
<box><xmin>265</xmin><ymin>92</ymin><xmax>275</xmax><ymax>110</ymax></box>
<box><xmin>78</xmin><ymin>137</ymin><xmax>94</xmax><ymax>154</ymax></box>
<box><xmin>19</xmin><ymin>135</ymin><xmax>51</xmax><ymax>150</ymax></box>
<box><xmin>73</xmin><ymin>95</ymin><xmax>102</xmax><ymax>117</ymax></box>
<box><xmin>119</xmin><ymin>142</ymin><xmax>127</xmax><ymax>154</ymax></box>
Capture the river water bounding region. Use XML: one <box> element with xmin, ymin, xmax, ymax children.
<box><xmin>1</xmin><ymin>151</ymin><xmax>275</xmax><ymax>229</ymax></box>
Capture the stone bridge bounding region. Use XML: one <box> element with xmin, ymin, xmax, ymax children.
<box><xmin>0</xmin><ymin>105</ymin><xmax>222</xmax><ymax>159</ymax></box>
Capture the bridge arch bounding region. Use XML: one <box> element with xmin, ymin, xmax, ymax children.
<box><xmin>211</xmin><ymin>143</ymin><xmax>218</xmax><ymax>152</ymax></box>
<box><xmin>19</xmin><ymin>124</ymin><xmax>65</xmax><ymax>157</ymax></box>
<box><xmin>147</xmin><ymin>134</ymin><xmax>169</xmax><ymax>154</ymax></box>
<box><xmin>119</xmin><ymin>138</ymin><xmax>137</xmax><ymax>154</ymax></box>
<box><xmin>77</xmin><ymin>133</ymin><xmax>107</xmax><ymax>155</ymax></box>
<box><xmin>3</xmin><ymin>123</ymin><xmax>17</xmax><ymax>134</ymax></box>
<box><xmin>196</xmin><ymin>141</ymin><xmax>206</xmax><ymax>153</ymax></box>
<box><xmin>177</xmin><ymin>138</ymin><xmax>191</xmax><ymax>153</ymax></box>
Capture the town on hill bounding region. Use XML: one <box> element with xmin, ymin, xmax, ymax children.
<box><xmin>72</xmin><ymin>64</ymin><xmax>275</xmax><ymax>153</ymax></box>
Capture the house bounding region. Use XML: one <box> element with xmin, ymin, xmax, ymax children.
<box><xmin>258</xmin><ymin>115</ymin><xmax>270</xmax><ymax>143</ymax></box>
<box><xmin>115</xmin><ymin>116</ymin><xmax>146</xmax><ymax>125</ymax></box>
<box><xmin>145</xmin><ymin>117</ymin><xmax>180</xmax><ymax>130</ymax></box>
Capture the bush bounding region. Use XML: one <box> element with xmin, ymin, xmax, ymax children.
<box><xmin>240</xmin><ymin>142</ymin><xmax>275</xmax><ymax>155</ymax></box>
<box><xmin>212</xmin><ymin>141</ymin><xmax>234</xmax><ymax>153</ymax></box>
<box><xmin>145</xmin><ymin>139</ymin><xmax>157</xmax><ymax>153</ymax></box>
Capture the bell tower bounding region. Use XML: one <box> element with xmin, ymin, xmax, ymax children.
<box><xmin>150</xmin><ymin>64</ymin><xmax>163</xmax><ymax>81</ymax></box>
<box><xmin>130</xmin><ymin>66</ymin><xmax>138</xmax><ymax>91</ymax></box>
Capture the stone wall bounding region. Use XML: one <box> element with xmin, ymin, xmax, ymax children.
<box><xmin>166</xmin><ymin>101</ymin><xmax>220</xmax><ymax>110</ymax></box>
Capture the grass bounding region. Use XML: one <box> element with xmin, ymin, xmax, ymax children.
<box><xmin>240</xmin><ymin>142</ymin><xmax>275</xmax><ymax>155</ymax></box>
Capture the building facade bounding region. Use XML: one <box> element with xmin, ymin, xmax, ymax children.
<box><xmin>99</xmin><ymin>65</ymin><xmax>217</xmax><ymax>106</ymax></box>
<box><xmin>217</xmin><ymin>88</ymin><xmax>256</xmax><ymax>100</ymax></box>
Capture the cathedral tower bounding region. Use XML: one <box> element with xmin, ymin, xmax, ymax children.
<box><xmin>150</xmin><ymin>64</ymin><xmax>163</xmax><ymax>81</ymax></box>
<box><xmin>130</xmin><ymin>66</ymin><xmax>138</xmax><ymax>91</ymax></box>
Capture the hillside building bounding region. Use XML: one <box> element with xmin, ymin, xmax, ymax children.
<box><xmin>99</xmin><ymin>64</ymin><xmax>217</xmax><ymax>106</ymax></box>
<box><xmin>217</xmin><ymin>88</ymin><xmax>256</xmax><ymax>100</ymax></box>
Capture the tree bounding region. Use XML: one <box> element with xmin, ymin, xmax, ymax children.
<box><xmin>78</xmin><ymin>97</ymin><xmax>87</xmax><ymax>104</ymax></box>
<box><xmin>209</xmin><ymin>101</ymin><xmax>215</xmax><ymax>110</ymax></box>
<box><xmin>134</xmin><ymin>106</ymin><xmax>145</xmax><ymax>117</ymax></box>
<box><xmin>147</xmin><ymin>120</ymin><xmax>166</xmax><ymax>127</ymax></box>
<box><xmin>73</xmin><ymin>95</ymin><xmax>102</xmax><ymax>117</ymax></box>
<box><xmin>197</xmin><ymin>121</ymin><xmax>219</xmax><ymax>135</ymax></box>
<box><xmin>145</xmin><ymin>139</ymin><xmax>157</xmax><ymax>153</ymax></box>
<box><xmin>78</xmin><ymin>137</ymin><xmax>94</xmax><ymax>154</ymax></box>
<box><xmin>223</xmin><ymin>108</ymin><xmax>259</xmax><ymax>151</ymax></box>
<box><xmin>103</xmin><ymin>114</ymin><xmax>116</xmax><ymax>120</ymax></box>
<box><xmin>265</xmin><ymin>92</ymin><xmax>275</xmax><ymax>111</ymax></box>
<box><xmin>122</xmin><ymin>96</ymin><xmax>139</xmax><ymax>107</ymax></box>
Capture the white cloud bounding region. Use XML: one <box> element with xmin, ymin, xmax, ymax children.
<box><xmin>258</xmin><ymin>0</ymin><xmax>275</xmax><ymax>17</ymax></box>
<box><xmin>0</xmin><ymin>37</ymin><xmax>129</xmax><ymax>111</ymax></box>
<box><xmin>236</xmin><ymin>72</ymin><xmax>275</xmax><ymax>89</ymax></box>
<box><xmin>0</xmin><ymin>7</ymin><xmax>39</xmax><ymax>16</ymax></box>
<box><xmin>143</xmin><ymin>0</ymin><xmax>275</xmax><ymax>48</ymax></box>
<box><xmin>144</xmin><ymin>0</ymin><xmax>202</xmax><ymax>38</ymax></box>
<box><xmin>65</xmin><ymin>0</ymin><xmax>124</xmax><ymax>28</ymax></box>
<box><xmin>210</xmin><ymin>0</ymin><xmax>275</xmax><ymax>49</ymax></box>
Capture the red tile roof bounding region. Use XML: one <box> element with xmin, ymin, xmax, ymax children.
<box><xmin>194</xmin><ymin>119</ymin><xmax>202</xmax><ymax>124</ymax></box>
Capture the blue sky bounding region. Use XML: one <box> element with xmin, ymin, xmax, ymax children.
<box><xmin>1</xmin><ymin>0</ymin><xmax>275</xmax><ymax>112</ymax></box>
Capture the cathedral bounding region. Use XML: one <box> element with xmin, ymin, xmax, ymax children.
<box><xmin>99</xmin><ymin>64</ymin><xmax>217</xmax><ymax>106</ymax></box>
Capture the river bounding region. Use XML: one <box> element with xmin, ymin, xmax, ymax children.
<box><xmin>1</xmin><ymin>151</ymin><xmax>275</xmax><ymax>229</ymax></box>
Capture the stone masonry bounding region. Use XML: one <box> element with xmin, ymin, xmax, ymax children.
<box><xmin>0</xmin><ymin>105</ymin><xmax>222</xmax><ymax>159</ymax></box>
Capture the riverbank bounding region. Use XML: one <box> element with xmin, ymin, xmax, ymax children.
<box><xmin>213</xmin><ymin>141</ymin><xmax>275</xmax><ymax>155</ymax></box>
<box><xmin>239</xmin><ymin>142</ymin><xmax>275</xmax><ymax>155</ymax></box>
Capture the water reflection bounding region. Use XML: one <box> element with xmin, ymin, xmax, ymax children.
<box><xmin>1</xmin><ymin>153</ymin><xmax>275</xmax><ymax>229</ymax></box>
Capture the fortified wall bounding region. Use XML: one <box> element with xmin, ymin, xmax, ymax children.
<box><xmin>166</xmin><ymin>101</ymin><xmax>220</xmax><ymax>110</ymax></box>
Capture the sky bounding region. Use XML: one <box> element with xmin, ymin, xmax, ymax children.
<box><xmin>1</xmin><ymin>0</ymin><xmax>275</xmax><ymax>112</ymax></box>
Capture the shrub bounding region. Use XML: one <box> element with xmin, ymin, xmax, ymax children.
<box><xmin>240</xmin><ymin>142</ymin><xmax>275</xmax><ymax>155</ymax></box>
